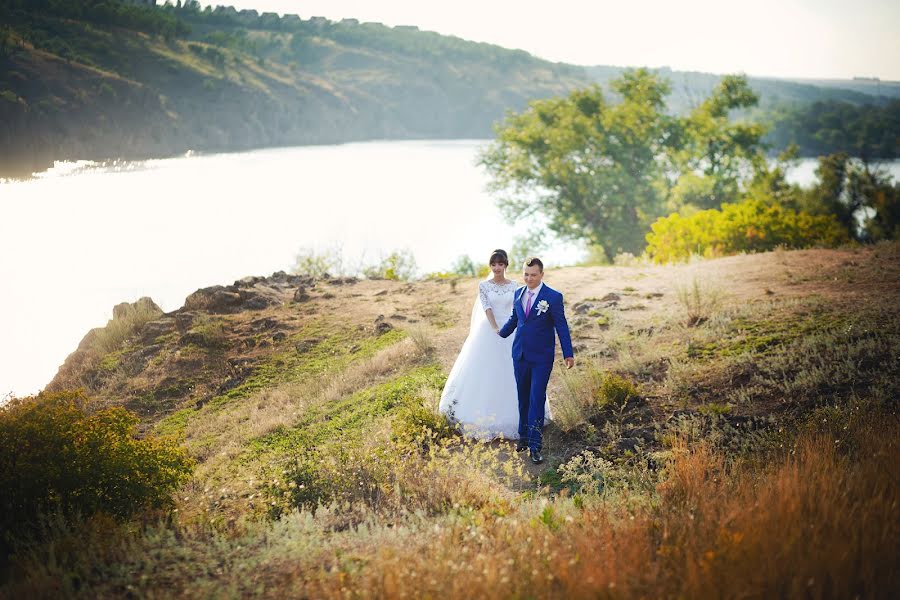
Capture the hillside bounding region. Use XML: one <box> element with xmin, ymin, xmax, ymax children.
<box><xmin>3</xmin><ymin>243</ymin><xmax>897</xmax><ymax>595</ymax></box>
<box><xmin>48</xmin><ymin>243</ymin><xmax>898</xmax><ymax>501</ymax></box>
<box><xmin>2</xmin><ymin>1</ymin><xmax>898</xmax><ymax>178</ymax></box>
<box><xmin>0</xmin><ymin>2</ymin><xmax>585</xmax><ymax>178</ymax></box>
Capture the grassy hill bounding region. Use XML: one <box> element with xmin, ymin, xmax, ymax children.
<box><xmin>4</xmin><ymin>243</ymin><xmax>895</xmax><ymax>596</ymax></box>
<box><xmin>0</xmin><ymin>2</ymin><xmax>585</xmax><ymax>178</ymax></box>
<box><xmin>2</xmin><ymin>1</ymin><xmax>898</xmax><ymax>178</ymax></box>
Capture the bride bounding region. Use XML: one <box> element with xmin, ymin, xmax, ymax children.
<box><xmin>439</xmin><ymin>249</ymin><xmax>549</xmax><ymax>440</ymax></box>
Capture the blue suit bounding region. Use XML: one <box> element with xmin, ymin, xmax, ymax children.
<box><xmin>498</xmin><ymin>283</ymin><xmax>574</xmax><ymax>451</ymax></box>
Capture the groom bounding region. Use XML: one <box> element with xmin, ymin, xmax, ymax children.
<box><xmin>498</xmin><ymin>257</ymin><xmax>574</xmax><ymax>464</ymax></box>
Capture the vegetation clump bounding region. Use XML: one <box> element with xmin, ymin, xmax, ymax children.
<box><xmin>0</xmin><ymin>390</ymin><xmax>193</xmax><ymax>556</ymax></box>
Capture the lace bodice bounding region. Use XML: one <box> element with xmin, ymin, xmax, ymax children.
<box><xmin>478</xmin><ymin>279</ymin><xmax>518</xmax><ymax>315</ymax></box>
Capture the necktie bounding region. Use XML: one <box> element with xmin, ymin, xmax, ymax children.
<box><xmin>525</xmin><ymin>290</ymin><xmax>534</xmax><ymax>317</ymax></box>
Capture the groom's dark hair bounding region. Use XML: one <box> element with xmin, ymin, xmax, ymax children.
<box><xmin>524</xmin><ymin>257</ymin><xmax>544</xmax><ymax>272</ymax></box>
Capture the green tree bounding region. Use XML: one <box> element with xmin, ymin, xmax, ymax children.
<box><xmin>670</xmin><ymin>75</ymin><xmax>766</xmax><ymax>210</ymax></box>
<box><xmin>859</xmin><ymin>169</ymin><xmax>900</xmax><ymax>241</ymax></box>
<box><xmin>796</xmin><ymin>154</ymin><xmax>898</xmax><ymax>241</ymax></box>
<box><xmin>480</xmin><ymin>70</ymin><xmax>767</xmax><ymax>260</ymax></box>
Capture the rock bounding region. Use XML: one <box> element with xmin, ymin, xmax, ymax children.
<box><xmin>208</xmin><ymin>290</ymin><xmax>244</xmax><ymax>313</ymax></box>
<box><xmin>374</xmin><ymin>315</ymin><xmax>393</xmax><ymax>334</ymax></box>
<box><xmin>246</xmin><ymin>297</ymin><xmax>274</xmax><ymax>310</ymax></box>
<box><xmin>374</xmin><ymin>289</ymin><xmax>388</xmax><ymax>297</ymax></box>
<box><xmin>624</xmin><ymin>427</ymin><xmax>657</xmax><ymax>444</ymax></box>
<box><xmin>175</xmin><ymin>312</ymin><xmax>195</xmax><ymax>332</ymax></box>
<box><xmin>227</xmin><ymin>357</ymin><xmax>254</xmax><ymax>371</ymax></box>
<box><xmin>294</xmin><ymin>338</ymin><xmax>321</xmax><ymax>353</ymax></box>
<box><xmin>250</xmin><ymin>317</ymin><xmax>278</xmax><ymax>332</ymax></box>
<box><xmin>185</xmin><ymin>286</ymin><xmax>228</xmax><ymax>311</ymax></box>
<box><xmin>572</xmin><ymin>302</ymin><xmax>594</xmax><ymax>315</ymax></box>
<box><xmin>293</xmin><ymin>286</ymin><xmax>311</xmax><ymax>303</ymax></box>
<box><xmin>327</xmin><ymin>276</ymin><xmax>359</xmax><ymax>286</ymax></box>
<box><xmin>240</xmin><ymin>290</ymin><xmax>277</xmax><ymax>311</ymax></box>
<box><xmin>235</xmin><ymin>276</ymin><xmax>263</xmax><ymax>288</ymax></box>
<box><xmin>616</xmin><ymin>438</ymin><xmax>642</xmax><ymax>453</ymax></box>
<box><xmin>272</xmin><ymin>331</ymin><xmax>287</xmax><ymax>343</ymax></box>
<box><xmin>217</xmin><ymin>376</ymin><xmax>244</xmax><ymax>394</ymax></box>
<box><xmin>141</xmin><ymin>317</ymin><xmax>176</xmax><ymax>340</ymax></box>
<box><xmin>121</xmin><ymin>344</ymin><xmax>163</xmax><ymax>376</ymax></box>
<box><xmin>113</xmin><ymin>296</ymin><xmax>162</xmax><ymax>320</ymax></box>
<box><xmin>600</xmin><ymin>293</ymin><xmax>621</xmax><ymax>302</ymax></box>
<box><xmin>185</xmin><ymin>285</ymin><xmax>276</xmax><ymax>313</ymax></box>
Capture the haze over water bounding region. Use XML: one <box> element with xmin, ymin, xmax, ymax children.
<box><xmin>2</xmin><ymin>140</ymin><xmax>898</xmax><ymax>398</ymax></box>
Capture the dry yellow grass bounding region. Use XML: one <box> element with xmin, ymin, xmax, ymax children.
<box><xmin>7</xmin><ymin>244</ymin><xmax>897</xmax><ymax>598</ymax></box>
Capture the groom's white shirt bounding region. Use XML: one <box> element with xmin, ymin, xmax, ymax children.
<box><xmin>521</xmin><ymin>282</ymin><xmax>544</xmax><ymax>312</ymax></box>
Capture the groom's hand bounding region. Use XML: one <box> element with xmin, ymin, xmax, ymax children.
<box><xmin>564</xmin><ymin>357</ymin><xmax>575</xmax><ymax>369</ymax></box>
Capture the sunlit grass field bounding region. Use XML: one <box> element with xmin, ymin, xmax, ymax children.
<box><xmin>2</xmin><ymin>242</ymin><xmax>898</xmax><ymax>598</ymax></box>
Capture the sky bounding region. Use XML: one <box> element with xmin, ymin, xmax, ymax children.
<box><xmin>215</xmin><ymin>0</ymin><xmax>900</xmax><ymax>81</ymax></box>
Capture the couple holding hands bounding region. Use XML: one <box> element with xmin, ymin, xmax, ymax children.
<box><xmin>438</xmin><ymin>249</ymin><xmax>574</xmax><ymax>464</ymax></box>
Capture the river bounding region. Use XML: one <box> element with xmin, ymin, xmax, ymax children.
<box><xmin>1</xmin><ymin>140</ymin><xmax>898</xmax><ymax>397</ymax></box>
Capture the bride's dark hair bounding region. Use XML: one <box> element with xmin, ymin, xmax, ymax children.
<box><xmin>489</xmin><ymin>249</ymin><xmax>509</xmax><ymax>266</ymax></box>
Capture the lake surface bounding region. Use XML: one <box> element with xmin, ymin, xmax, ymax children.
<box><xmin>2</xmin><ymin>140</ymin><xmax>898</xmax><ymax>397</ymax></box>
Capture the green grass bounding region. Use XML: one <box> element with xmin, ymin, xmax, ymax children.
<box><xmin>686</xmin><ymin>302</ymin><xmax>846</xmax><ymax>360</ymax></box>
<box><xmin>248</xmin><ymin>363</ymin><xmax>445</xmax><ymax>457</ymax></box>
<box><xmin>153</xmin><ymin>325</ymin><xmax>406</xmax><ymax>439</ymax></box>
<box><xmin>211</xmin><ymin>327</ymin><xmax>406</xmax><ymax>408</ymax></box>
<box><xmin>245</xmin><ymin>363</ymin><xmax>447</xmax><ymax>513</ymax></box>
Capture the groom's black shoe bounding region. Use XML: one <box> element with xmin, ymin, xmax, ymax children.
<box><xmin>530</xmin><ymin>450</ymin><xmax>543</xmax><ymax>464</ymax></box>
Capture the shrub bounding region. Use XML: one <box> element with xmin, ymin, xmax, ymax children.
<box><xmin>555</xmin><ymin>365</ymin><xmax>639</xmax><ymax>431</ymax></box>
<box><xmin>391</xmin><ymin>402</ymin><xmax>455</xmax><ymax>451</ymax></box>
<box><xmin>0</xmin><ymin>391</ymin><xmax>193</xmax><ymax>552</ymax></box>
<box><xmin>362</xmin><ymin>249</ymin><xmax>417</xmax><ymax>281</ymax></box>
<box><xmin>449</xmin><ymin>254</ymin><xmax>477</xmax><ymax>277</ymax></box>
<box><xmin>675</xmin><ymin>275</ymin><xmax>724</xmax><ymax>326</ymax></box>
<box><xmin>646</xmin><ymin>198</ymin><xmax>849</xmax><ymax>263</ymax></box>
<box><xmin>92</xmin><ymin>298</ymin><xmax>163</xmax><ymax>354</ymax></box>
<box><xmin>292</xmin><ymin>245</ymin><xmax>346</xmax><ymax>278</ymax></box>
<box><xmin>595</xmin><ymin>372</ymin><xmax>639</xmax><ymax>407</ymax></box>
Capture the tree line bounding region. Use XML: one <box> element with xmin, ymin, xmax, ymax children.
<box><xmin>764</xmin><ymin>99</ymin><xmax>898</xmax><ymax>160</ymax></box>
<box><xmin>481</xmin><ymin>70</ymin><xmax>899</xmax><ymax>262</ymax></box>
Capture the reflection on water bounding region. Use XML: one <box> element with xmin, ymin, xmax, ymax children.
<box><xmin>0</xmin><ymin>140</ymin><xmax>575</xmax><ymax>396</ymax></box>
<box><xmin>1</xmin><ymin>141</ymin><xmax>898</xmax><ymax>397</ymax></box>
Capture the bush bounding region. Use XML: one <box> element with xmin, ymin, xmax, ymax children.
<box><xmin>675</xmin><ymin>275</ymin><xmax>724</xmax><ymax>326</ymax></box>
<box><xmin>391</xmin><ymin>402</ymin><xmax>455</xmax><ymax>451</ymax></box>
<box><xmin>646</xmin><ymin>198</ymin><xmax>849</xmax><ymax>263</ymax></box>
<box><xmin>595</xmin><ymin>373</ymin><xmax>639</xmax><ymax>407</ymax></box>
<box><xmin>291</xmin><ymin>245</ymin><xmax>346</xmax><ymax>278</ymax></box>
<box><xmin>361</xmin><ymin>249</ymin><xmax>417</xmax><ymax>281</ymax></box>
<box><xmin>556</xmin><ymin>366</ymin><xmax>639</xmax><ymax>432</ymax></box>
<box><xmin>92</xmin><ymin>297</ymin><xmax>163</xmax><ymax>354</ymax></box>
<box><xmin>0</xmin><ymin>391</ymin><xmax>193</xmax><ymax>552</ymax></box>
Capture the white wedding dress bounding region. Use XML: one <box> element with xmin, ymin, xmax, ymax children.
<box><xmin>439</xmin><ymin>278</ymin><xmax>551</xmax><ymax>440</ymax></box>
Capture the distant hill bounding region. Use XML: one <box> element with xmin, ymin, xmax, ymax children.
<box><xmin>1</xmin><ymin>1</ymin><xmax>896</xmax><ymax>178</ymax></box>
<box><xmin>585</xmin><ymin>66</ymin><xmax>900</xmax><ymax>113</ymax></box>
